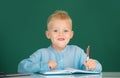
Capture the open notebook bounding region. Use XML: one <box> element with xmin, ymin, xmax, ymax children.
<box><xmin>40</xmin><ymin>68</ymin><xmax>100</xmax><ymax>75</ymax></box>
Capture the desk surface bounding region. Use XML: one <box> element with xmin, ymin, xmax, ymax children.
<box><xmin>5</xmin><ymin>72</ymin><xmax>120</xmax><ymax>78</ymax></box>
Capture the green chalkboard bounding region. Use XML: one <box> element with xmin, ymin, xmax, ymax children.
<box><xmin>0</xmin><ymin>0</ymin><xmax>120</xmax><ymax>73</ymax></box>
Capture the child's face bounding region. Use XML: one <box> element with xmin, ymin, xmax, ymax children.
<box><xmin>46</xmin><ymin>19</ymin><xmax>73</xmax><ymax>51</ymax></box>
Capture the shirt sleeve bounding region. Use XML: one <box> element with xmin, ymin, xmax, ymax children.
<box><xmin>18</xmin><ymin>49</ymin><xmax>50</xmax><ymax>73</ymax></box>
<box><xmin>92</xmin><ymin>60</ymin><xmax>102</xmax><ymax>72</ymax></box>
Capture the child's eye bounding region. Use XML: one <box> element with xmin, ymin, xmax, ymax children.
<box><xmin>64</xmin><ymin>30</ymin><xmax>69</xmax><ymax>32</ymax></box>
<box><xmin>53</xmin><ymin>30</ymin><xmax>58</xmax><ymax>32</ymax></box>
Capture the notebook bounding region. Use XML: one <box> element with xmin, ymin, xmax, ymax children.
<box><xmin>40</xmin><ymin>68</ymin><xmax>100</xmax><ymax>75</ymax></box>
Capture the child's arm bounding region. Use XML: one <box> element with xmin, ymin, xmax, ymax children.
<box><xmin>83</xmin><ymin>58</ymin><xmax>102</xmax><ymax>72</ymax></box>
<box><xmin>18</xmin><ymin>49</ymin><xmax>50</xmax><ymax>73</ymax></box>
<box><xmin>81</xmin><ymin>58</ymin><xmax>102</xmax><ymax>72</ymax></box>
<box><xmin>79</xmin><ymin>48</ymin><xmax>102</xmax><ymax>72</ymax></box>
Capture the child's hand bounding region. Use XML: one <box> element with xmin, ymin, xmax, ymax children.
<box><xmin>48</xmin><ymin>60</ymin><xmax>58</xmax><ymax>69</ymax></box>
<box><xmin>84</xmin><ymin>59</ymin><xmax>96</xmax><ymax>70</ymax></box>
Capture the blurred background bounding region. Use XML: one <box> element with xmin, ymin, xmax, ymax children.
<box><xmin>0</xmin><ymin>0</ymin><xmax>120</xmax><ymax>73</ymax></box>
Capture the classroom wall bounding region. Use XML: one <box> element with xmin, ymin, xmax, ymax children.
<box><xmin>0</xmin><ymin>0</ymin><xmax>120</xmax><ymax>73</ymax></box>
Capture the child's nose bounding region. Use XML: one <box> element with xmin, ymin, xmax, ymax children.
<box><xmin>58</xmin><ymin>31</ymin><xmax>64</xmax><ymax>35</ymax></box>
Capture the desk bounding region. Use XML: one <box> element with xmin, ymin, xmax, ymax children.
<box><xmin>5</xmin><ymin>72</ymin><xmax>120</xmax><ymax>78</ymax></box>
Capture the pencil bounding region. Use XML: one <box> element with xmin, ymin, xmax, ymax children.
<box><xmin>87</xmin><ymin>45</ymin><xmax>90</xmax><ymax>61</ymax></box>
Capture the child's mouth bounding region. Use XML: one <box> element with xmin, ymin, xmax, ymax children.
<box><xmin>58</xmin><ymin>38</ymin><xmax>65</xmax><ymax>41</ymax></box>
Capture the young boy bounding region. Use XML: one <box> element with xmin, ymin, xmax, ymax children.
<box><xmin>18</xmin><ymin>10</ymin><xmax>102</xmax><ymax>73</ymax></box>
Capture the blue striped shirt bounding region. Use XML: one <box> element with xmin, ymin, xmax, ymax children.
<box><xmin>18</xmin><ymin>45</ymin><xmax>102</xmax><ymax>73</ymax></box>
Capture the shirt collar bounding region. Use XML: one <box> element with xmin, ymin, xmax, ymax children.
<box><xmin>48</xmin><ymin>45</ymin><xmax>68</xmax><ymax>54</ymax></box>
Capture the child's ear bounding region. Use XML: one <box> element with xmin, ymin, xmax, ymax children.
<box><xmin>46</xmin><ymin>31</ymin><xmax>50</xmax><ymax>39</ymax></box>
<box><xmin>70</xmin><ymin>31</ymin><xmax>74</xmax><ymax>39</ymax></box>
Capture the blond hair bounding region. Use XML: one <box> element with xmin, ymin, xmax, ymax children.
<box><xmin>47</xmin><ymin>10</ymin><xmax>72</xmax><ymax>28</ymax></box>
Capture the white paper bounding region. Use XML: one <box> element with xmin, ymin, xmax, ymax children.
<box><xmin>40</xmin><ymin>68</ymin><xmax>100</xmax><ymax>75</ymax></box>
